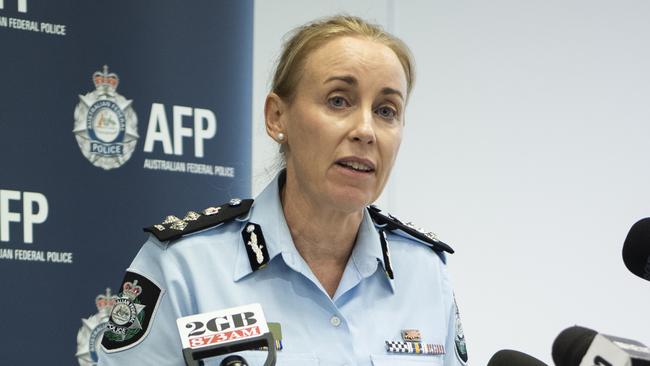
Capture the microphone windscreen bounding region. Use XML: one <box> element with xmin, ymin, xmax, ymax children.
<box><xmin>623</xmin><ymin>217</ymin><xmax>650</xmax><ymax>280</ymax></box>
<box><xmin>487</xmin><ymin>349</ymin><xmax>548</xmax><ymax>366</ymax></box>
<box><xmin>552</xmin><ymin>326</ymin><xmax>597</xmax><ymax>366</ymax></box>
<box><xmin>221</xmin><ymin>355</ymin><xmax>248</xmax><ymax>366</ymax></box>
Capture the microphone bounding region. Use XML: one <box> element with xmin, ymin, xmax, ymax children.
<box><xmin>623</xmin><ymin>217</ymin><xmax>650</xmax><ymax>281</ymax></box>
<box><xmin>176</xmin><ymin>303</ymin><xmax>276</xmax><ymax>366</ymax></box>
<box><xmin>221</xmin><ymin>355</ymin><xmax>248</xmax><ymax>366</ymax></box>
<box><xmin>552</xmin><ymin>325</ymin><xmax>650</xmax><ymax>366</ymax></box>
<box><xmin>487</xmin><ymin>349</ymin><xmax>548</xmax><ymax>365</ymax></box>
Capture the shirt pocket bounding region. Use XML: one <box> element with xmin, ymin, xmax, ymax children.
<box><xmin>371</xmin><ymin>354</ymin><xmax>444</xmax><ymax>366</ymax></box>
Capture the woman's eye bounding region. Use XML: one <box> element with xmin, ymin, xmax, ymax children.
<box><xmin>328</xmin><ymin>96</ymin><xmax>348</xmax><ymax>108</ymax></box>
<box><xmin>376</xmin><ymin>106</ymin><xmax>397</xmax><ymax>119</ymax></box>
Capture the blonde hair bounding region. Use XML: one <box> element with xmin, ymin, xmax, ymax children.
<box><xmin>271</xmin><ymin>15</ymin><xmax>415</xmax><ymax>101</ymax></box>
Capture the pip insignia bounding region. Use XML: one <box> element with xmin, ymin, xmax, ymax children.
<box><xmin>183</xmin><ymin>211</ymin><xmax>200</xmax><ymax>221</ymax></box>
<box><xmin>202</xmin><ymin>207</ymin><xmax>221</xmax><ymax>216</ymax></box>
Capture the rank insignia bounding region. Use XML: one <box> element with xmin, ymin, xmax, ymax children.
<box><xmin>229</xmin><ymin>198</ymin><xmax>242</xmax><ymax>206</ymax></box>
<box><xmin>144</xmin><ymin>199</ymin><xmax>254</xmax><ymax>242</ymax></box>
<box><xmin>241</xmin><ymin>223</ymin><xmax>270</xmax><ymax>271</ymax></box>
<box><xmin>101</xmin><ymin>271</ymin><xmax>163</xmax><ymax>352</ymax></box>
<box><xmin>170</xmin><ymin>220</ymin><xmax>188</xmax><ymax>231</ymax></box>
<box><xmin>183</xmin><ymin>211</ymin><xmax>201</xmax><ymax>221</ymax></box>
<box><xmin>202</xmin><ymin>206</ymin><xmax>221</xmax><ymax>216</ymax></box>
<box><xmin>162</xmin><ymin>215</ymin><xmax>180</xmax><ymax>225</ymax></box>
<box><xmin>368</xmin><ymin>205</ymin><xmax>454</xmax><ymax>254</ymax></box>
<box><xmin>401</xmin><ymin>329</ymin><xmax>421</xmax><ymax>342</ymax></box>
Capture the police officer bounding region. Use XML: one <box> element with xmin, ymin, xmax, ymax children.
<box><xmin>98</xmin><ymin>15</ymin><xmax>468</xmax><ymax>366</ymax></box>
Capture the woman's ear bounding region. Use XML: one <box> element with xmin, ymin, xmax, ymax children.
<box><xmin>264</xmin><ymin>93</ymin><xmax>287</xmax><ymax>143</ymax></box>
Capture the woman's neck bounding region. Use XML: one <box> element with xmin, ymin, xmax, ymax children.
<box><xmin>280</xmin><ymin>173</ymin><xmax>364</xmax><ymax>298</ymax></box>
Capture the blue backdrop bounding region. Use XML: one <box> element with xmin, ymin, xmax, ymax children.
<box><xmin>0</xmin><ymin>1</ymin><xmax>253</xmax><ymax>364</ymax></box>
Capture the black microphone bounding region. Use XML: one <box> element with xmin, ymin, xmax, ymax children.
<box><xmin>623</xmin><ymin>217</ymin><xmax>650</xmax><ymax>281</ymax></box>
<box><xmin>552</xmin><ymin>325</ymin><xmax>650</xmax><ymax>366</ymax></box>
<box><xmin>487</xmin><ymin>349</ymin><xmax>548</xmax><ymax>366</ymax></box>
<box><xmin>220</xmin><ymin>355</ymin><xmax>248</xmax><ymax>366</ymax></box>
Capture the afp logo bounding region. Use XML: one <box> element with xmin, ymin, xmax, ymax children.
<box><xmin>0</xmin><ymin>0</ymin><xmax>28</xmax><ymax>13</ymax></box>
<box><xmin>73</xmin><ymin>66</ymin><xmax>139</xmax><ymax>170</ymax></box>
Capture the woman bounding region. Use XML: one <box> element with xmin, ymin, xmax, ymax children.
<box><xmin>98</xmin><ymin>15</ymin><xmax>467</xmax><ymax>366</ymax></box>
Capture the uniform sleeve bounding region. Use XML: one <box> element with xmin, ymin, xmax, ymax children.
<box><xmin>444</xmin><ymin>294</ymin><xmax>469</xmax><ymax>366</ymax></box>
<box><xmin>97</xmin><ymin>238</ymin><xmax>187</xmax><ymax>366</ymax></box>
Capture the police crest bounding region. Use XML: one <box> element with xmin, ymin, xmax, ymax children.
<box><xmin>101</xmin><ymin>271</ymin><xmax>163</xmax><ymax>352</ymax></box>
<box><xmin>76</xmin><ymin>288</ymin><xmax>118</xmax><ymax>365</ymax></box>
<box><xmin>73</xmin><ymin>65</ymin><xmax>139</xmax><ymax>170</ymax></box>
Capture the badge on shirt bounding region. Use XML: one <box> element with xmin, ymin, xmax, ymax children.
<box><xmin>101</xmin><ymin>270</ymin><xmax>163</xmax><ymax>353</ymax></box>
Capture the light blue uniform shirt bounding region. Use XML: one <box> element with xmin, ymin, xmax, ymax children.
<box><xmin>98</xmin><ymin>173</ymin><xmax>467</xmax><ymax>366</ymax></box>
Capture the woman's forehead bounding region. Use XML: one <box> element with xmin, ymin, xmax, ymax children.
<box><xmin>302</xmin><ymin>36</ymin><xmax>407</xmax><ymax>92</ymax></box>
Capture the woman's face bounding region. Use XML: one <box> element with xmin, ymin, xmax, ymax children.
<box><xmin>277</xmin><ymin>36</ymin><xmax>407</xmax><ymax>212</ymax></box>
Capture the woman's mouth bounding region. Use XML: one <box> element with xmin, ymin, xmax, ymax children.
<box><xmin>335</xmin><ymin>158</ymin><xmax>375</xmax><ymax>173</ymax></box>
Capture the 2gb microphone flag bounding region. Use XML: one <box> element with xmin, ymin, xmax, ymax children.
<box><xmin>0</xmin><ymin>1</ymin><xmax>253</xmax><ymax>364</ymax></box>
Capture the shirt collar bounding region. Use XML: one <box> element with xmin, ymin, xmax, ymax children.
<box><xmin>233</xmin><ymin>171</ymin><xmax>296</xmax><ymax>281</ymax></box>
<box><xmin>233</xmin><ymin>171</ymin><xmax>395</xmax><ymax>292</ymax></box>
<box><xmin>346</xmin><ymin>208</ymin><xmax>396</xmax><ymax>293</ymax></box>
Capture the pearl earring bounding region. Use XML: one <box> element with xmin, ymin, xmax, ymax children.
<box><xmin>277</xmin><ymin>132</ymin><xmax>285</xmax><ymax>142</ymax></box>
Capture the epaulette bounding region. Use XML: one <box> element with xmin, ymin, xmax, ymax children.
<box><xmin>143</xmin><ymin>198</ymin><xmax>254</xmax><ymax>242</ymax></box>
<box><xmin>367</xmin><ymin>205</ymin><xmax>455</xmax><ymax>254</ymax></box>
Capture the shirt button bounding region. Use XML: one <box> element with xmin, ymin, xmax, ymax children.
<box><xmin>330</xmin><ymin>315</ymin><xmax>341</xmax><ymax>327</ymax></box>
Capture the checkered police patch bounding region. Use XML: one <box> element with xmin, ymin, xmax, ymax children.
<box><xmin>101</xmin><ymin>270</ymin><xmax>163</xmax><ymax>352</ymax></box>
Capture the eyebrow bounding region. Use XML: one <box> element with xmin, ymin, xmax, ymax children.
<box><xmin>324</xmin><ymin>75</ymin><xmax>404</xmax><ymax>101</ymax></box>
<box><xmin>380</xmin><ymin>87</ymin><xmax>404</xmax><ymax>102</ymax></box>
<box><xmin>324</xmin><ymin>75</ymin><xmax>357</xmax><ymax>85</ymax></box>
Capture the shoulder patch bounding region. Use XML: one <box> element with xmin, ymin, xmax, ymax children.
<box><xmin>454</xmin><ymin>296</ymin><xmax>468</xmax><ymax>364</ymax></box>
<box><xmin>101</xmin><ymin>270</ymin><xmax>163</xmax><ymax>353</ymax></box>
<box><xmin>143</xmin><ymin>198</ymin><xmax>254</xmax><ymax>242</ymax></box>
<box><xmin>367</xmin><ymin>205</ymin><xmax>454</xmax><ymax>254</ymax></box>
